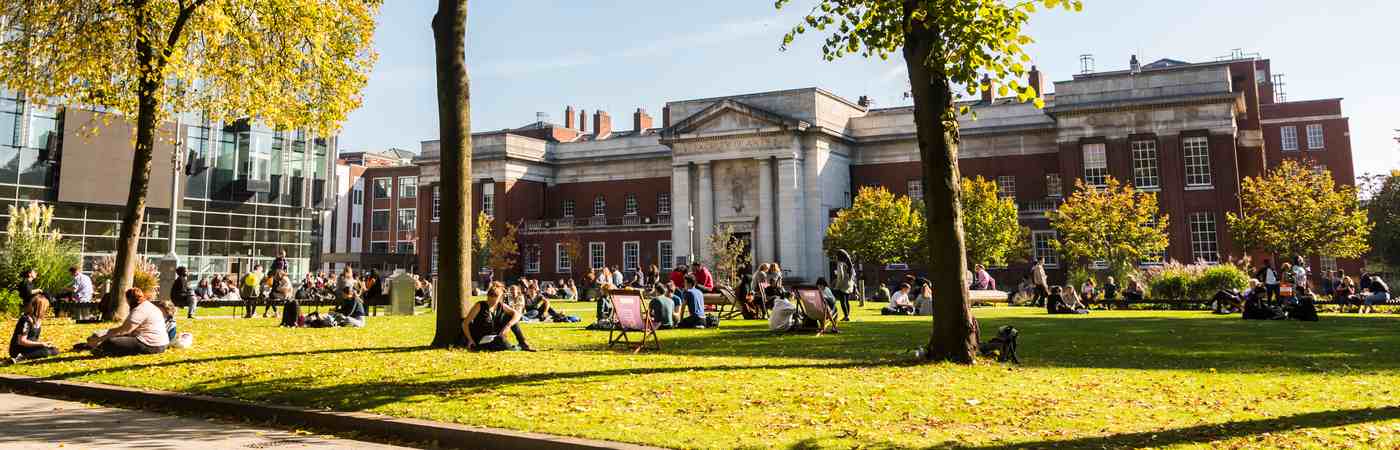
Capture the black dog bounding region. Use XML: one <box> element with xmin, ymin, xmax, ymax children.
<box><xmin>978</xmin><ymin>325</ymin><xmax>1021</xmax><ymax>364</ymax></box>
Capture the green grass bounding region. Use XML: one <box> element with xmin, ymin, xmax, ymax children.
<box><xmin>4</xmin><ymin>303</ymin><xmax>1399</xmax><ymax>449</ymax></box>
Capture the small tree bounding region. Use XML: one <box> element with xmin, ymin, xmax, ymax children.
<box><xmin>1049</xmin><ymin>177</ymin><xmax>1170</xmax><ymax>276</ymax></box>
<box><xmin>961</xmin><ymin>177</ymin><xmax>1030</xmax><ymax>267</ymax></box>
<box><xmin>0</xmin><ymin>203</ymin><xmax>82</xmax><ymax>295</ymax></box>
<box><xmin>474</xmin><ymin>213</ymin><xmax>520</xmax><ymax>280</ymax></box>
<box><xmin>707</xmin><ymin>224</ymin><xmax>748</xmax><ymax>287</ymax></box>
<box><xmin>557</xmin><ymin>233</ymin><xmax>584</xmax><ymax>282</ymax></box>
<box><xmin>1228</xmin><ymin>160</ymin><xmax>1371</xmax><ymax>260</ymax></box>
<box><xmin>1360</xmin><ymin>171</ymin><xmax>1400</xmax><ymax>269</ymax></box>
<box><xmin>825</xmin><ymin>186</ymin><xmax>924</xmax><ymax>266</ymax></box>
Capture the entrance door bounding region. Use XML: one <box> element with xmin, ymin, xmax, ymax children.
<box><xmin>732</xmin><ymin>232</ymin><xmax>754</xmax><ymax>268</ymax></box>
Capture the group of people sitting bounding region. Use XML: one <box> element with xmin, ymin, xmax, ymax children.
<box><xmin>8</xmin><ymin>287</ymin><xmax>184</xmax><ymax>365</ymax></box>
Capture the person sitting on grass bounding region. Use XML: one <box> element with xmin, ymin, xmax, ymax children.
<box><xmin>648</xmin><ymin>284</ymin><xmax>676</xmax><ymax>329</ymax></box>
<box><xmin>156</xmin><ymin>300</ymin><xmax>180</xmax><ymax>342</ymax></box>
<box><xmin>7</xmin><ymin>294</ymin><xmax>59</xmax><ymax>365</ymax></box>
<box><xmin>815</xmin><ymin>278</ymin><xmax>838</xmax><ymax>313</ymax></box>
<box><xmin>1102</xmin><ymin>276</ymin><xmax>1119</xmax><ymax>303</ymax></box>
<box><xmin>675</xmin><ymin>275</ymin><xmax>708</xmax><ymax>329</ymax></box>
<box><xmin>462</xmin><ymin>283</ymin><xmax>535</xmax><ymax>352</ymax></box>
<box><xmin>1059</xmin><ymin>286</ymin><xmax>1089</xmax><ymax>314</ymax></box>
<box><xmin>86</xmin><ymin>289</ymin><xmax>169</xmax><ymax>357</ymax></box>
<box><xmin>1359</xmin><ymin>275</ymin><xmax>1390</xmax><ymax>315</ymax></box>
<box><xmin>1080</xmin><ymin>278</ymin><xmax>1099</xmax><ymax>303</ymax></box>
<box><xmin>524</xmin><ymin>285</ymin><xmax>567</xmax><ymax>322</ymax></box>
<box><xmin>17</xmin><ymin>268</ymin><xmax>41</xmax><ymax>308</ymax></box>
<box><xmin>1332</xmin><ymin>276</ymin><xmax>1357</xmax><ymax>313</ymax></box>
<box><xmin>1122</xmin><ymin>277</ymin><xmax>1145</xmax><ymax>302</ymax></box>
<box><xmin>881</xmin><ymin>283</ymin><xmax>915</xmax><ymax>315</ymax></box>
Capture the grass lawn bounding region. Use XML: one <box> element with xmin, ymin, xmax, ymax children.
<box><xmin>3</xmin><ymin>303</ymin><xmax>1399</xmax><ymax>449</ymax></box>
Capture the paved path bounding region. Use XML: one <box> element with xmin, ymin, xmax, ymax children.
<box><xmin>0</xmin><ymin>393</ymin><xmax>413</xmax><ymax>449</ymax></box>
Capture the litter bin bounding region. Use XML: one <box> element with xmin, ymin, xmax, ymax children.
<box><xmin>388</xmin><ymin>270</ymin><xmax>417</xmax><ymax>316</ymax></box>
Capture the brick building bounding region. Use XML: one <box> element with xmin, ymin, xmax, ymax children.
<box><xmin>411</xmin><ymin>53</ymin><xmax>1358</xmax><ymax>285</ymax></box>
<box><xmin>321</xmin><ymin>151</ymin><xmax>421</xmax><ymax>273</ymax></box>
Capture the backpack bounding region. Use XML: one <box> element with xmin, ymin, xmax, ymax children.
<box><xmin>704</xmin><ymin>313</ymin><xmax>720</xmax><ymax>328</ymax></box>
<box><xmin>1288</xmin><ymin>297</ymin><xmax>1320</xmax><ymax>322</ymax></box>
<box><xmin>280</xmin><ymin>301</ymin><xmax>302</xmax><ymax>327</ymax></box>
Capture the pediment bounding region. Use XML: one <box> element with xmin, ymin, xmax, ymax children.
<box><xmin>660</xmin><ymin>99</ymin><xmax>808</xmax><ymax>140</ymax></box>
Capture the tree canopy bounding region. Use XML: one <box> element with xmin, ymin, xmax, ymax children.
<box><xmin>824</xmin><ymin>186</ymin><xmax>923</xmax><ymax>266</ymax></box>
<box><xmin>1361</xmin><ymin>171</ymin><xmax>1400</xmax><ymax>268</ymax></box>
<box><xmin>960</xmin><ymin>176</ymin><xmax>1029</xmax><ymax>267</ymax></box>
<box><xmin>0</xmin><ymin>1</ymin><xmax>378</xmax><ymax>134</ymax></box>
<box><xmin>1049</xmin><ymin>177</ymin><xmax>1169</xmax><ymax>273</ymax></box>
<box><xmin>1228</xmin><ymin>160</ymin><xmax>1371</xmax><ymax>260</ymax></box>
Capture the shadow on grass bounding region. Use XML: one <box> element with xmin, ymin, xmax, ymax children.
<box><xmin>23</xmin><ymin>345</ymin><xmax>433</xmax><ymax>380</ymax></box>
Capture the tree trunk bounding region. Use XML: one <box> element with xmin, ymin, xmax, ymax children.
<box><xmin>902</xmin><ymin>9</ymin><xmax>977</xmax><ymax>363</ymax></box>
<box><xmin>430</xmin><ymin>0</ymin><xmax>473</xmax><ymax>348</ymax></box>
<box><xmin>105</xmin><ymin>4</ymin><xmax>161</xmax><ymax>323</ymax></box>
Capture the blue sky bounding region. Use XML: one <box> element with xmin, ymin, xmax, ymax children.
<box><xmin>339</xmin><ymin>0</ymin><xmax>1399</xmax><ymax>178</ymax></box>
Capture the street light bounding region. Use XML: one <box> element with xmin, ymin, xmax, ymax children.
<box><xmin>687</xmin><ymin>214</ymin><xmax>695</xmax><ymax>265</ymax></box>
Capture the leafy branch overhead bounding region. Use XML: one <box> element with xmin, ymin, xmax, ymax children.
<box><xmin>777</xmin><ymin>0</ymin><xmax>1082</xmax><ymax>111</ymax></box>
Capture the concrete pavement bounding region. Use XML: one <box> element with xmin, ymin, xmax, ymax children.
<box><xmin>0</xmin><ymin>393</ymin><xmax>413</xmax><ymax>449</ymax></box>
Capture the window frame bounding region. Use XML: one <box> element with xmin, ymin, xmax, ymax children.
<box><xmin>524</xmin><ymin>245</ymin><xmax>541</xmax><ymax>274</ymax></box>
<box><xmin>1130</xmin><ymin>139</ymin><xmax>1160</xmax><ymax>189</ymax></box>
<box><xmin>398</xmin><ymin>176</ymin><xmax>418</xmax><ymax>198</ymax></box>
<box><xmin>482</xmin><ymin>192</ymin><xmax>495</xmax><ymax>218</ymax></box>
<box><xmin>624</xmin><ymin>193</ymin><xmax>639</xmax><ymax>216</ymax></box>
<box><xmin>996</xmin><ymin>175</ymin><xmax>1016</xmax><ymax>200</ymax></box>
<box><xmin>370</xmin><ymin>241</ymin><xmax>390</xmax><ymax>254</ymax></box>
<box><xmin>397</xmin><ymin>208</ymin><xmax>416</xmax><ymax>233</ymax></box>
<box><xmin>1045</xmin><ymin>173</ymin><xmax>1062</xmax><ymax>198</ymax></box>
<box><xmin>562</xmin><ymin>199</ymin><xmax>575</xmax><ymax>218</ymax></box>
<box><xmin>657</xmin><ymin>193</ymin><xmax>671</xmax><ymax>216</ymax></box>
<box><xmin>431</xmin><ymin>187</ymin><xmax>440</xmax><ymax>222</ymax></box>
<box><xmin>623</xmin><ymin>241</ymin><xmax>640</xmax><ymax>273</ymax></box>
<box><xmin>555</xmin><ymin>243</ymin><xmax>572</xmax><ymax>273</ymax></box>
<box><xmin>372</xmin><ymin>177</ymin><xmax>391</xmax><ymax>199</ymax></box>
<box><xmin>1182</xmin><ymin>136</ymin><xmax>1213</xmax><ymax>188</ymax></box>
<box><xmin>370</xmin><ymin>209</ymin><xmax>390</xmax><ymax>232</ymax></box>
<box><xmin>1306</xmin><ymin>124</ymin><xmax>1324</xmax><ymax>150</ymax></box>
<box><xmin>1280</xmin><ymin>126</ymin><xmax>1299</xmax><ymax>151</ymax></box>
<box><xmin>906</xmin><ymin>179</ymin><xmax>923</xmax><ymax>201</ymax></box>
<box><xmin>1032</xmin><ymin>230</ymin><xmax>1059</xmax><ymax>269</ymax></box>
<box><xmin>593</xmin><ymin>195</ymin><xmax>606</xmax><ymax>217</ymax></box>
<box><xmin>1081</xmin><ymin>143</ymin><xmax>1108</xmax><ymax>187</ymax></box>
<box><xmin>658</xmin><ymin>240</ymin><xmax>673</xmax><ymax>271</ymax></box>
<box><xmin>588</xmin><ymin>242</ymin><xmax>606</xmax><ymax>270</ymax></box>
<box><xmin>1188</xmin><ymin>212</ymin><xmax>1219</xmax><ymax>263</ymax></box>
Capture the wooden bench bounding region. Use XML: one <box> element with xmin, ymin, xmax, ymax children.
<box><xmin>702</xmin><ymin>286</ymin><xmax>741</xmax><ymax>319</ymax></box>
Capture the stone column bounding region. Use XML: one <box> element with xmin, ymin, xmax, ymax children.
<box><xmin>696</xmin><ymin>161</ymin><xmax>714</xmax><ymax>263</ymax></box>
<box><xmin>776</xmin><ymin>156</ymin><xmax>805</xmax><ymax>279</ymax></box>
<box><xmin>755</xmin><ymin>157</ymin><xmax>774</xmax><ymax>264</ymax></box>
<box><xmin>804</xmin><ymin>144</ymin><xmax>826</xmax><ymax>282</ymax></box>
<box><xmin>670</xmin><ymin>164</ymin><xmax>691</xmax><ymax>265</ymax></box>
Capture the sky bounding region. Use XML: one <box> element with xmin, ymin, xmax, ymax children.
<box><xmin>338</xmin><ymin>0</ymin><xmax>1400</xmax><ymax>179</ymax></box>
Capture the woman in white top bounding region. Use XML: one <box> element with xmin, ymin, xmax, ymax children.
<box><xmin>881</xmin><ymin>283</ymin><xmax>915</xmax><ymax>315</ymax></box>
<box><xmin>90</xmin><ymin>288</ymin><xmax>169</xmax><ymax>357</ymax></box>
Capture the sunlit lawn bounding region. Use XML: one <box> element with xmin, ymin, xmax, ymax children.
<box><xmin>3</xmin><ymin>302</ymin><xmax>1399</xmax><ymax>449</ymax></box>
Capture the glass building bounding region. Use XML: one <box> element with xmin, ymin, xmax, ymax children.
<box><xmin>0</xmin><ymin>91</ymin><xmax>336</xmax><ymax>279</ymax></box>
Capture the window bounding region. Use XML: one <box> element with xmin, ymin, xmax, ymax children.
<box><xmin>431</xmin><ymin>187</ymin><xmax>440</xmax><ymax>222</ymax></box>
<box><xmin>373</xmin><ymin>178</ymin><xmax>391</xmax><ymax>199</ymax></box>
<box><xmin>524</xmin><ymin>245</ymin><xmax>541</xmax><ymax>274</ymax></box>
<box><xmin>658</xmin><ymin>193</ymin><xmax>671</xmax><ymax>216</ymax></box>
<box><xmin>371</xmin><ymin>210</ymin><xmax>390</xmax><ymax>231</ymax></box>
<box><xmin>431</xmin><ymin>241</ymin><xmax>439</xmax><ymax>276</ymax></box>
<box><xmin>1189</xmin><ymin>212</ymin><xmax>1219</xmax><ymax>263</ymax></box>
<box><xmin>1045</xmin><ymin>173</ymin><xmax>1062</xmax><ymax>198</ymax></box>
<box><xmin>658</xmin><ymin>241</ymin><xmax>673</xmax><ymax>271</ymax></box>
<box><xmin>907</xmin><ymin>179</ymin><xmax>923</xmax><ymax>201</ymax></box>
<box><xmin>593</xmin><ymin>195</ymin><xmax>606</xmax><ymax>217</ymax></box>
<box><xmin>399</xmin><ymin>176</ymin><xmax>417</xmax><ymax>198</ymax></box>
<box><xmin>1281</xmin><ymin>126</ymin><xmax>1298</xmax><ymax>151</ymax></box>
<box><xmin>624</xmin><ymin>193</ymin><xmax>639</xmax><ymax>216</ymax></box>
<box><xmin>351</xmin><ymin>222</ymin><xmax>362</xmax><ymax>239</ymax></box>
<box><xmin>396</xmin><ymin>242</ymin><xmax>415</xmax><ymax>254</ymax></box>
<box><xmin>482</xmin><ymin>193</ymin><xmax>494</xmax><ymax>218</ymax></box>
<box><xmin>397</xmin><ymin>208</ymin><xmax>416</xmax><ymax>233</ymax></box>
<box><xmin>1131</xmin><ymin>139</ymin><xmax>1160</xmax><ymax>189</ymax></box>
<box><xmin>1306</xmin><ymin>124</ymin><xmax>1324</xmax><ymax>149</ymax></box>
<box><xmin>562</xmin><ymin>199</ymin><xmax>575</xmax><ymax>218</ymax></box>
<box><xmin>623</xmin><ymin>241</ymin><xmax>640</xmax><ymax>273</ymax></box>
<box><xmin>996</xmin><ymin>176</ymin><xmax>1016</xmax><ymax>200</ymax></box>
<box><xmin>589</xmin><ymin>242</ymin><xmax>605</xmax><ymax>270</ymax></box>
<box><xmin>1082</xmin><ymin>143</ymin><xmax>1107</xmax><ymax>187</ymax></box>
<box><xmin>1320</xmin><ymin>256</ymin><xmax>1337</xmax><ymax>275</ymax></box>
<box><xmin>556</xmin><ymin>243</ymin><xmax>572</xmax><ymax>273</ymax></box>
<box><xmin>370</xmin><ymin>242</ymin><xmax>389</xmax><ymax>253</ymax></box>
<box><xmin>1032</xmin><ymin>231</ymin><xmax>1058</xmax><ymax>268</ymax></box>
<box><xmin>352</xmin><ymin>186</ymin><xmax>364</xmax><ymax>205</ymax></box>
<box><xmin>1182</xmin><ymin>136</ymin><xmax>1212</xmax><ymax>187</ymax></box>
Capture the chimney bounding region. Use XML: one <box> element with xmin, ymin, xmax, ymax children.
<box><xmin>662</xmin><ymin>106</ymin><xmax>672</xmax><ymax>128</ymax></box>
<box><xmin>1027</xmin><ymin>66</ymin><xmax>1044</xmax><ymax>99</ymax></box>
<box><xmin>593</xmin><ymin>110</ymin><xmax>612</xmax><ymax>137</ymax></box>
<box><xmin>564</xmin><ymin>106</ymin><xmax>575</xmax><ymax>129</ymax></box>
<box><xmin>1129</xmin><ymin>54</ymin><xmax>1141</xmax><ymax>74</ymax></box>
<box><xmin>633</xmin><ymin>108</ymin><xmax>653</xmax><ymax>132</ymax></box>
<box><xmin>578</xmin><ymin>109</ymin><xmax>588</xmax><ymax>134</ymax></box>
<box><xmin>857</xmin><ymin>95</ymin><xmax>872</xmax><ymax>108</ymax></box>
<box><xmin>980</xmin><ymin>74</ymin><xmax>994</xmax><ymax>103</ymax></box>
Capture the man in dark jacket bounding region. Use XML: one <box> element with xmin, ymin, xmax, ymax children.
<box><xmin>16</xmin><ymin>269</ymin><xmax>40</xmax><ymax>308</ymax></box>
<box><xmin>170</xmin><ymin>267</ymin><xmax>194</xmax><ymax>318</ymax></box>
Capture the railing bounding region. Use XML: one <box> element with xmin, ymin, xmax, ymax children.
<box><xmin>1019</xmin><ymin>198</ymin><xmax>1061</xmax><ymax>217</ymax></box>
<box><xmin>523</xmin><ymin>215</ymin><xmax>671</xmax><ymax>231</ymax></box>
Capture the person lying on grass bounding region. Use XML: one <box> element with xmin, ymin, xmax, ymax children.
<box><xmin>82</xmin><ymin>288</ymin><xmax>169</xmax><ymax>357</ymax></box>
<box><xmin>462</xmin><ymin>282</ymin><xmax>536</xmax><ymax>352</ymax></box>
<box><xmin>7</xmin><ymin>294</ymin><xmax>59</xmax><ymax>365</ymax></box>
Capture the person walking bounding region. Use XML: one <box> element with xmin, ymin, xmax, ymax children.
<box><xmin>833</xmin><ymin>249</ymin><xmax>857</xmax><ymax>321</ymax></box>
<box><xmin>1256</xmin><ymin>260</ymin><xmax>1280</xmax><ymax>303</ymax></box>
<box><xmin>240</xmin><ymin>264</ymin><xmax>264</xmax><ymax>318</ymax></box>
<box><xmin>1031</xmin><ymin>259</ymin><xmax>1049</xmax><ymax>307</ymax></box>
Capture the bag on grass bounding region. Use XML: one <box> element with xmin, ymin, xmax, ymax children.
<box><xmin>1288</xmin><ymin>296</ymin><xmax>1319</xmax><ymax>322</ymax></box>
<box><xmin>172</xmin><ymin>332</ymin><xmax>194</xmax><ymax>349</ymax></box>
<box><xmin>704</xmin><ymin>313</ymin><xmax>720</xmax><ymax>329</ymax></box>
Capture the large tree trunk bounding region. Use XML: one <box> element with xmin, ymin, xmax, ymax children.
<box><xmin>430</xmin><ymin>0</ymin><xmax>473</xmax><ymax>348</ymax></box>
<box><xmin>902</xmin><ymin>8</ymin><xmax>977</xmax><ymax>363</ymax></box>
<box><xmin>105</xmin><ymin>4</ymin><xmax>161</xmax><ymax>322</ymax></box>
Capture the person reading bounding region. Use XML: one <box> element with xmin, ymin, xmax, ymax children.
<box><xmin>8</xmin><ymin>294</ymin><xmax>59</xmax><ymax>364</ymax></box>
<box><xmin>86</xmin><ymin>289</ymin><xmax>169</xmax><ymax>357</ymax></box>
<box><xmin>462</xmin><ymin>283</ymin><xmax>535</xmax><ymax>351</ymax></box>
<box><xmin>881</xmin><ymin>283</ymin><xmax>915</xmax><ymax>315</ymax></box>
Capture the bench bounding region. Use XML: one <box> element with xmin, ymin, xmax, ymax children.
<box><xmin>50</xmin><ymin>300</ymin><xmax>101</xmax><ymax>319</ymax></box>
<box><xmin>702</xmin><ymin>287</ymin><xmax>741</xmax><ymax>319</ymax></box>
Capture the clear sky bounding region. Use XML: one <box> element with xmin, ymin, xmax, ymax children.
<box><xmin>338</xmin><ymin>0</ymin><xmax>1399</xmax><ymax>179</ymax></box>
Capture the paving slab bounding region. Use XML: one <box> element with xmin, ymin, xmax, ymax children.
<box><xmin>0</xmin><ymin>393</ymin><xmax>411</xmax><ymax>449</ymax></box>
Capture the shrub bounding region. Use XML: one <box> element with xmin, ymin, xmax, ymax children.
<box><xmin>1066</xmin><ymin>265</ymin><xmax>1094</xmax><ymax>290</ymax></box>
<box><xmin>1148</xmin><ymin>271</ymin><xmax>1191</xmax><ymax>300</ymax></box>
<box><xmin>0</xmin><ymin>203</ymin><xmax>82</xmax><ymax>295</ymax></box>
<box><xmin>0</xmin><ymin>289</ymin><xmax>19</xmax><ymax>318</ymax></box>
<box><xmin>1190</xmin><ymin>264</ymin><xmax>1251</xmax><ymax>299</ymax></box>
<box><xmin>91</xmin><ymin>254</ymin><xmax>161</xmax><ymax>300</ymax></box>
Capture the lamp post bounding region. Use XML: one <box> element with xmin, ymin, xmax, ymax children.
<box><xmin>687</xmin><ymin>214</ymin><xmax>695</xmax><ymax>265</ymax></box>
<box><xmin>166</xmin><ymin>116</ymin><xmax>184</xmax><ymax>260</ymax></box>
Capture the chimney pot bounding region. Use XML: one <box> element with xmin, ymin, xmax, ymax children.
<box><xmin>857</xmin><ymin>95</ymin><xmax>872</xmax><ymax>108</ymax></box>
<box><xmin>980</xmin><ymin>74</ymin><xmax>994</xmax><ymax>103</ymax></box>
<box><xmin>578</xmin><ymin>109</ymin><xmax>588</xmax><ymax>134</ymax></box>
<box><xmin>564</xmin><ymin>106</ymin><xmax>575</xmax><ymax>129</ymax></box>
<box><xmin>593</xmin><ymin>110</ymin><xmax>612</xmax><ymax>137</ymax></box>
<box><xmin>633</xmin><ymin>108</ymin><xmax>653</xmax><ymax>132</ymax></box>
<box><xmin>1130</xmin><ymin>54</ymin><xmax>1141</xmax><ymax>73</ymax></box>
<box><xmin>1028</xmin><ymin>66</ymin><xmax>1044</xmax><ymax>99</ymax></box>
<box><xmin>662</xmin><ymin>106</ymin><xmax>672</xmax><ymax>128</ymax></box>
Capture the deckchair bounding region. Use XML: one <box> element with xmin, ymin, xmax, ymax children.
<box><xmin>792</xmin><ymin>285</ymin><xmax>838</xmax><ymax>335</ymax></box>
<box><xmin>606</xmin><ymin>288</ymin><xmax>661</xmax><ymax>353</ymax></box>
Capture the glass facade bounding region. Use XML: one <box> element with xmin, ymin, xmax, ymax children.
<box><xmin>0</xmin><ymin>93</ymin><xmax>333</xmax><ymax>280</ymax></box>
